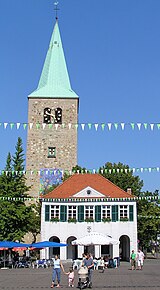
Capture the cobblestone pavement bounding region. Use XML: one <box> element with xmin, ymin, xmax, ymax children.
<box><xmin>0</xmin><ymin>259</ymin><xmax>160</xmax><ymax>290</ymax></box>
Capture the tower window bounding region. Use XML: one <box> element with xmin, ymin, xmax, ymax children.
<box><xmin>48</xmin><ymin>147</ymin><xmax>56</xmax><ymax>158</ymax></box>
<box><xmin>44</xmin><ymin>108</ymin><xmax>53</xmax><ymax>124</ymax></box>
<box><xmin>55</xmin><ymin>108</ymin><xmax>62</xmax><ymax>124</ymax></box>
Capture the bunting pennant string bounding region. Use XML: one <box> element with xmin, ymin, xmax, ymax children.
<box><xmin>0</xmin><ymin>122</ymin><xmax>160</xmax><ymax>131</ymax></box>
<box><xmin>0</xmin><ymin>195</ymin><xmax>159</xmax><ymax>202</ymax></box>
<box><xmin>0</xmin><ymin>166</ymin><xmax>160</xmax><ymax>176</ymax></box>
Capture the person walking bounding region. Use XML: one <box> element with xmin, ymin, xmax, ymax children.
<box><xmin>137</xmin><ymin>249</ymin><xmax>145</xmax><ymax>270</ymax></box>
<box><xmin>51</xmin><ymin>255</ymin><xmax>64</xmax><ymax>288</ymax></box>
<box><xmin>130</xmin><ymin>250</ymin><xmax>136</xmax><ymax>270</ymax></box>
<box><xmin>82</xmin><ymin>253</ymin><xmax>94</xmax><ymax>287</ymax></box>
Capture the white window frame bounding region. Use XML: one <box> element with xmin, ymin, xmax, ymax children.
<box><xmin>119</xmin><ymin>205</ymin><xmax>128</xmax><ymax>219</ymax></box>
<box><xmin>85</xmin><ymin>205</ymin><xmax>94</xmax><ymax>219</ymax></box>
<box><xmin>102</xmin><ymin>205</ymin><xmax>111</xmax><ymax>219</ymax></box>
<box><xmin>67</xmin><ymin>205</ymin><xmax>77</xmax><ymax>220</ymax></box>
<box><xmin>50</xmin><ymin>205</ymin><xmax>60</xmax><ymax>219</ymax></box>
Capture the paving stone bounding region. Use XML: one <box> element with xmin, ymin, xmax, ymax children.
<box><xmin>0</xmin><ymin>260</ymin><xmax>160</xmax><ymax>289</ymax></box>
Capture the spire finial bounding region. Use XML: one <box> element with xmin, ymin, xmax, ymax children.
<box><xmin>54</xmin><ymin>1</ymin><xmax>59</xmax><ymax>20</ymax></box>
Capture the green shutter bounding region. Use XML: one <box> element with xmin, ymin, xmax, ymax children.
<box><xmin>129</xmin><ymin>205</ymin><xmax>134</xmax><ymax>221</ymax></box>
<box><xmin>95</xmin><ymin>205</ymin><xmax>101</xmax><ymax>222</ymax></box>
<box><xmin>78</xmin><ymin>206</ymin><xmax>84</xmax><ymax>222</ymax></box>
<box><xmin>45</xmin><ymin>205</ymin><xmax>50</xmax><ymax>221</ymax></box>
<box><xmin>112</xmin><ymin>205</ymin><xmax>118</xmax><ymax>222</ymax></box>
<box><xmin>60</xmin><ymin>205</ymin><xmax>67</xmax><ymax>222</ymax></box>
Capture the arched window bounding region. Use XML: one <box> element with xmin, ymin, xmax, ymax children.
<box><xmin>55</xmin><ymin>107</ymin><xmax>62</xmax><ymax>124</ymax></box>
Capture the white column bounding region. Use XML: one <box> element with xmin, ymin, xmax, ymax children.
<box><xmin>112</xmin><ymin>244</ymin><xmax>119</xmax><ymax>258</ymax></box>
<box><xmin>95</xmin><ymin>245</ymin><xmax>100</xmax><ymax>258</ymax></box>
<box><xmin>78</xmin><ymin>246</ymin><xmax>84</xmax><ymax>259</ymax></box>
<box><xmin>60</xmin><ymin>246</ymin><xmax>67</xmax><ymax>260</ymax></box>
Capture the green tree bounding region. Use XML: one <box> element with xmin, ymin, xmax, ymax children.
<box><xmin>0</xmin><ymin>138</ymin><xmax>40</xmax><ymax>241</ymax></box>
<box><xmin>99</xmin><ymin>162</ymin><xmax>143</xmax><ymax>196</ymax></box>
<box><xmin>137</xmin><ymin>190</ymin><xmax>160</xmax><ymax>248</ymax></box>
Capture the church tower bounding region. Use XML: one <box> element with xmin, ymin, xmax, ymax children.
<box><xmin>26</xmin><ymin>18</ymin><xmax>79</xmax><ymax>197</ymax></box>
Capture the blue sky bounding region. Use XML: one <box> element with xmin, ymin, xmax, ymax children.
<box><xmin>0</xmin><ymin>0</ymin><xmax>160</xmax><ymax>192</ymax></box>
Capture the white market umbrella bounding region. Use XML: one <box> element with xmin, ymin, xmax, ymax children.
<box><xmin>71</xmin><ymin>232</ymin><xmax>119</xmax><ymax>246</ymax></box>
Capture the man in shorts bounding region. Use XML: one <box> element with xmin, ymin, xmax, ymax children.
<box><xmin>137</xmin><ymin>249</ymin><xmax>144</xmax><ymax>270</ymax></box>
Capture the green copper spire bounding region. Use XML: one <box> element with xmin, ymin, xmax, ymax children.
<box><xmin>29</xmin><ymin>21</ymin><xmax>78</xmax><ymax>98</ymax></box>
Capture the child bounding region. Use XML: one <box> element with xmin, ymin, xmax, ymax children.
<box><xmin>64</xmin><ymin>268</ymin><xmax>74</xmax><ymax>287</ymax></box>
<box><xmin>99</xmin><ymin>257</ymin><xmax>105</xmax><ymax>272</ymax></box>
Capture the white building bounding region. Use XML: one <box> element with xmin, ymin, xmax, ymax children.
<box><xmin>40</xmin><ymin>174</ymin><xmax>137</xmax><ymax>261</ymax></box>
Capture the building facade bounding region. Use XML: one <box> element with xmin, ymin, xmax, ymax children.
<box><xmin>41</xmin><ymin>174</ymin><xmax>137</xmax><ymax>261</ymax></box>
<box><xmin>26</xmin><ymin>20</ymin><xmax>79</xmax><ymax>197</ymax></box>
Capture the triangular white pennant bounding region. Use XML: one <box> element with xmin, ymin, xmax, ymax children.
<box><xmin>81</xmin><ymin>124</ymin><xmax>85</xmax><ymax>130</ymax></box>
<box><xmin>125</xmin><ymin>169</ymin><xmax>128</xmax><ymax>173</ymax></box>
<box><xmin>29</xmin><ymin>123</ymin><xmax>33</xmax><ymax>129</ymax></box>
<box><xmin>4</xmin><ymin>123</ymin><xmax>8</xmax><ymax>129</ymax></box>
<box><xmin>140</xmin><ymin>168</ymin><xmax>144</xmax><ymax>172</ymax></box>
<box><xmin>77</xmin><ymin>170</ymin><xmax>80</xmax><ymax>174</ymax></box>
<box><xmin>157</xmin><ymin>167</ymin><xmax>160</xmax><ymax>172</ymax></box>
<box><xmin>31</xmin><ymin>171</ymin><xmax>33</xmax><ymax>175</ymax></box>
<box><xmin>109</xmin><ymin>169</ymin><xmax>112</xmax><ymax>174</ymax></box>
<box><xmin>132</xmin><ymin>168</ymin><xmax>135</xmax><ymax>173</ymax></box>
<box><xmin>137</xmin><ymin>123</ymin><xmax>141</xmax><ymax>130</ymax></box>
<box><xmin>68</xmin><ymin>123</ymin><xmax>72</xmax><ymax>129</ymax></box>
<box><xmin>69</xmin><ymin>170</ymin><xmax>72</xmax><ymax>175</ymax></box>
<box><xmin>42</xmin><ymin>123</ymin><xmax>46</xmax><ymax>130</ymax></box>
<box><xmin>150</xmin><ymin>123</ymin><xmax>154</xmax><ymax>130</ymax></box>
<box><xmin>148</xmin><ymin>168</ymin><xmax>152</xmax><ymax>172</ymax></box>
<box><xmin>107</xmin><ymin>123</ymin><xmax>112</xmax><ymax>130</ymax></box>
<box><xmin>101</xmin><ymin>169</ymin><xmax>103</xmax><ymax>174</ymax></box>
<box><xmin>121</xmin><ymin>123</ymin><xmax>125</xmax><ymax>130</ymax></box>
<box><xmin>117</xmin><ymin>169</ymin><xmax>120</xmax><ymax>173</ymax></box>
<box><xmin>16</xmin><ymin>123</ymin><xmax>20</xmax><ymax>129</ymax></box>
<box><xmin>93</xmin><ymin>169</ymin><xmax>96</xmax><ymax>173</ymax></box>
<box><xmin>38</xmin><ymin>170</ymin><xmax>41</xmax><ymax>176</ymax></box>
<box><xmin>94</xmin><ymin>124</ymin><xmax>99</xmax><ymax>131</ymax></box>
<box><xmin>5</xmin><ymin>171</ymin><xmax>8</xmax><ymax>176</ymax></box>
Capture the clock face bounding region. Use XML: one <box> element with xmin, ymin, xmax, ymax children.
<box><xmin>43</xmin><ymin>108</ymin><xmax>52</xmax><ymax>124</ymax></box>
<box><xmin>43</xmin><ymin>107</ymin><xmax>62</xmax><ymax>124</ymax></box>
<box><xmin>55</xmin><ymin>108</ymin><xmax>62</xmax><ymax>124</ymax></box>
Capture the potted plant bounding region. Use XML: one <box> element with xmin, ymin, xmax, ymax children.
<box><xmin>50</xmin><ymin>217</ymin><xmax>60</xmax><ymax>222</ymax></box>
<box><xmin>68</xmin><ymin>218</ymin><xmax>77</xmax><ymax>223</ymax></box>
<box><xmin>102</xmin><ymin>217</ymin><xmax>111</xmax><ymax>222</ymax></box>
<box><xmin>120</xmin><ymin>217</ymin><xmax>129</xmax><ymax>222</ymax></box>
<box><xmin>84</xmin><ymin>218</ymin><xmax>94</xmax><ymax>223</ymax></box>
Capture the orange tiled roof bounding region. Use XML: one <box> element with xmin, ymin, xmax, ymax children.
<box><xmin>42</xmin><ymin>174</ymin><xmax>133</xmax><ymax>199</ymax></box>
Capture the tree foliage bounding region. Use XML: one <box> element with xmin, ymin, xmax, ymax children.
<box><xmin>0</xmin><ymin>137</ymin><xmax>40</xmax><ymax>241</ymax></box>
<box><xmin>99</xmin><ymin>162</ymin><xmax>143</xmax><ymax>196</ymax></box>
<box><xmin>137</xmin><ymin>190</ymin><xmax>160</xmax><ymax>248</ymax></box>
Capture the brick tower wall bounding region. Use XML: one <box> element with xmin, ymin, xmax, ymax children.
<box><xmin>26</xmin><ymin>97</ymin><xmax>78</xmax><ymax>197</ymax></box>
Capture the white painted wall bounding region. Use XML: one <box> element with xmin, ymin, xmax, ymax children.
<box><xmin>41</xmin><ymin>201</ymin><xmax>137</xmax><ymax>260</ymax></box>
